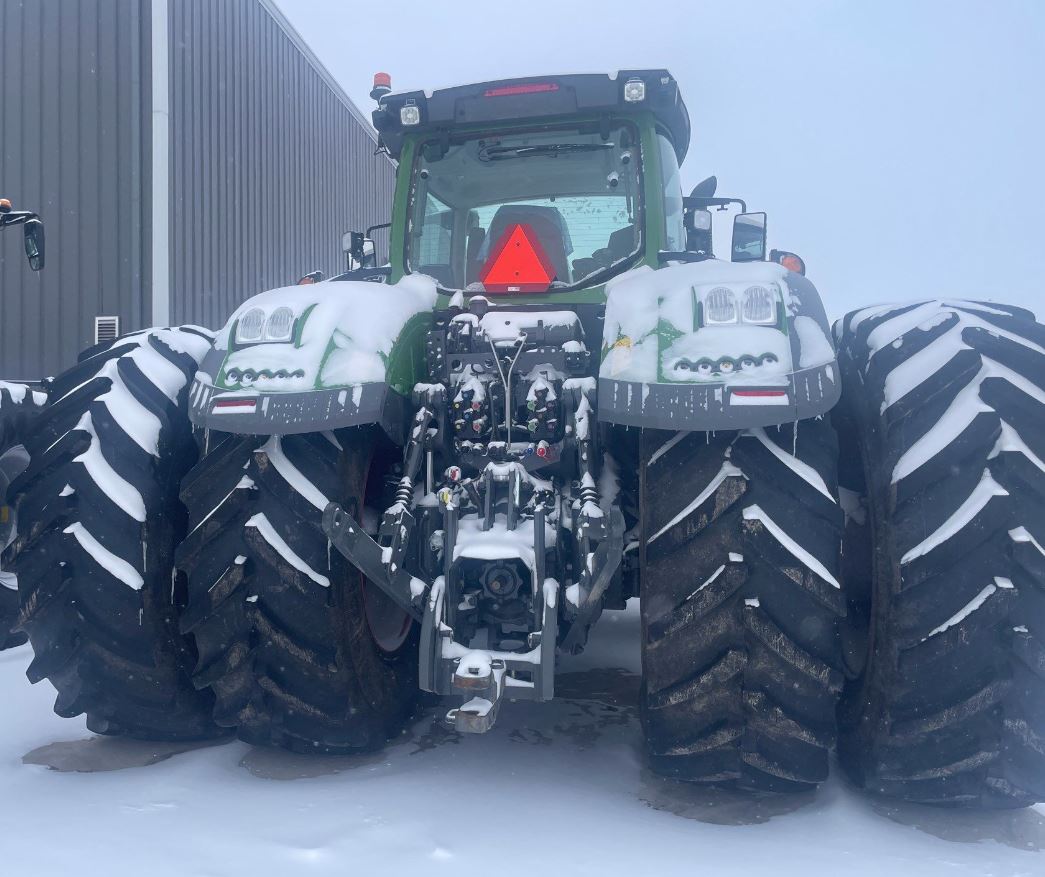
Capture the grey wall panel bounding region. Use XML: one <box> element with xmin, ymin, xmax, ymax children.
<box><xmin>0</xmin><ymin>0</ymin><xmax>150</xmax><ymax>379</ymax></box>
<box><xmin>169</xmin><ymin>0</ymin><xmax>396</xmax><ymax>330</ymax></box>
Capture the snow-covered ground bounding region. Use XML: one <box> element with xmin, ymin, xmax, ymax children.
<box><xmin>2</xmin><ymin>603</ymin><xmax>1042</xmax><ymax>876</ymax></box>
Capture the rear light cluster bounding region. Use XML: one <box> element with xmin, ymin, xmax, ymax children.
<box><xmin>698</xmin><ymin>284</ymin><xmax>781</xmax><ymax>327</ymax></box>
<box><xmin>675</xmin><ymin>353</ymin><xmax>780</xmax><ymax>375</ymax></box>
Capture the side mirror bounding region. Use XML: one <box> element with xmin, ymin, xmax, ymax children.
<box><xmin>23</xmin><ymin>219</ymin><xmax>45</xmax><ymax>271</ymax></box>
<box><xmin>731</xmin><ymin>212</ymin><xmax>767</xmax><ymax>263</ymax></box>
<box><xmin>342</xmin><ymin>231</ymin><xmax>376</xmax><ymax>269</ymax></box>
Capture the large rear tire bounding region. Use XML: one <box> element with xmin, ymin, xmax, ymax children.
<box><xmin>2</xmin><ymin>330</ymin><xmax>219</xmax><ymax>738</ymax></box>
<box><xmin>176</xmin><ymin>428</ymin><xmax>419</xmax><ymax>754</ymax></box>
<box><xmin>639</xmin><ymin>419</ymin><xmax>845</xmax><ymax>791</ymax></box>
<box><xmin>835</xmin><ymin>299</ymin><xmax>1045</xmax><ymax>807</ymax></box>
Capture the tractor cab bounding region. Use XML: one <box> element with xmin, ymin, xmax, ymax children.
<box><xmin>368</xmin><ymin>71</ymin><xmax>694</xmax><ymax>298</ymax></box>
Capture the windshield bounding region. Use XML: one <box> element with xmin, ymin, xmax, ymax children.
<box><xmin>407</xmin><ymin>123</ymin><xmax>642</xmax><ymax>292</ymax></box>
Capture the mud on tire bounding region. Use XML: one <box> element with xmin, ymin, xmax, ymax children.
<box><xmin>2</xmin><ymin>329</ymin><xmax>219</xmax><ymax>738</ymax></box>
<box><xmin>175</xmin><ymin>428</ymin><xmax>419</xmax><ymax>754</ymax></box>
<box><xmin>639</xmin><ymin>418</ymin><xmax>845</xmax><ymax>792</ymax></box>
<box><xmin>835</xmin><ymin>300</ymin><xmax>1045</xmax><ymax>807</ymax></box>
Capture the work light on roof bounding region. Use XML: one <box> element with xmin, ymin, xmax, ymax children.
<box><xmin>623</xmin><ymin>78</ymin><xmax>646</xmax><ymax>102</ymax></box>
<box><xmin>400</xmin><ymin>103</ymin><xmax>421</xmax><ymax>126</ymax></box>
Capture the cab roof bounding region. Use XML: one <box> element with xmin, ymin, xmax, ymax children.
<box><xmin>372</xmin><ymin>70</ymin><xmax>691</xmax><ymax>164</ymax></box>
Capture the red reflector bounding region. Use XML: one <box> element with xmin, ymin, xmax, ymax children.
<box><xmin>479</xmin><ymin>223</ymin><xmax>556</xmax><ymax>293</ymax></box>
<box><xmin>731</xmin><ymin>390</ymin><xmax>787</xmax><ymax>397</ymax></box>
<box><xmin>484</xmin><ymin>83</ymin><xmax>559</xmax><ymax>97</ymax></box>
<box><xmin>214</xmin><ymin>398</ymin><xmax>257</xmax><ymax>409</ymax></box>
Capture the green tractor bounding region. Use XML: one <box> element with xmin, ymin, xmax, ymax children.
<box><xmin>5</xmin><ymin>72</ymin><xmax>1044</xmax><ymax>806</ymax></box>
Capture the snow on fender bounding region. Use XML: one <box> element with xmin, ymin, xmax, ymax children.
<box><xmin>598</xmin><ymin>259</ymin><xmax>840</xmax><ymax>430</ymax></box>
<box><xmin>190</xmin><ymin>274</ymin><xmax>439</xmax><ymax>437</ymax></box>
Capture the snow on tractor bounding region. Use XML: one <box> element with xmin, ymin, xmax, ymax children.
<box><xmin>3</xmin><ymin>72</ymin><xmax>1043</xmax><ymax>807</ymax></box>
<box><xmin>0</xmin><ymin>199</ymin><xmax>47</xmax><ymax>649</ymax></box>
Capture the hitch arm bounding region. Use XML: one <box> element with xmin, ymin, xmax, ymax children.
<box><xmin>322</xmin><ymin>502</ymin><xmax>425</xmax><ymax>622</ymax></box>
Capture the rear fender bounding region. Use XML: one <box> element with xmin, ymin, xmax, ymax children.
<box><xmin>597</xmin><ymin>260</ymin><xmax>839</xmax><ymax>429</ymax></box>
<box><xmin>188</xmin><ymin>275</ymin><xmax>438</xmax><ymax>440</ymax></box>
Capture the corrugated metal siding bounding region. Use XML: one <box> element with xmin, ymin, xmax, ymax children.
<box><xmin>0</xmin><ymin>0</ymin><xmax>150</xmax><ymax>379</ymax></box>
<box><xmin>169</xmin><ymin>0</ymin><xmax>396</xmax><ymax>329</ymax></box>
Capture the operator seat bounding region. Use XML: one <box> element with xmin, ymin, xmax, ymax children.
<box><xmin>590</xmin><ymin>224</ymin><xmax>636</xmax><ymax>270</ymax></box>
<box><xmin>482</xmin><ymin>204</ymin><xmax>572</xmax><ymax>284</ymax></box>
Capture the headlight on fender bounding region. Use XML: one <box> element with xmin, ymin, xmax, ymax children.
<box><xmin>703</xmin><ymin>287</ymin><xmax>738</xmax><ymax>324</ymax></box>
<box><xmin>741</xmin><ymin>285</ymin><xmax>778</xmax><ymax>324</ymax></box>
<box><xmin>236</xmin><ymin>307</ymin><xmax>266</xmax><ymax>343</ymax></box>
<box><xmin>694</xmin><ymin>282</ymin><xmax>781</xmax><ymax>327</ymax></box>
<box><xmin>264</xmin><ymin>306</ymin><xmax>295</xmax><ymax>342</ymax></box>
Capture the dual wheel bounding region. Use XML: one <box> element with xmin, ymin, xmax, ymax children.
<box><xmin>4</xmin><ymin>300</ymin><xmax>1044</xmax><ymax>806</ymax></box>
<box><xmin>639</xmin><ymin>299</ymin><xmax>1045</xmax><ymax>805</ymax></box>
<box><xmin>2</xmin><ymin>329</ymin><xmax>415</xmax><ymax>750</ymax></box>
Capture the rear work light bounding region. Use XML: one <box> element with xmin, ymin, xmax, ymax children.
<box><xmin>400</xmin><ymin>103</ymin><xmax>421</xmax><ymax>125</ymax></box>
<box><xmin>484</xmin><ymin>83</ymin><xmax>560</xmax><ymax>97</ymax></box>
<box><xmin>623</xmin><ymin>78</ymin><xmax>646</xmax><ymax>102</ymax></box>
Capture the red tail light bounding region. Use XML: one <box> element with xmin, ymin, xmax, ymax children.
<box><xmin>484</xmin><ymin>83</ymin><xmax>559</xmax><ymax>98</ymax></box>
<box><xmin>479</xmin><ymin>223</ymin><xmax>556</xmax><ymax>293</ymax></box>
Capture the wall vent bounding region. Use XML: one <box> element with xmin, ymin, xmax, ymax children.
<box><xmin>94</xmin><ymin>316</ymin><xmax>121</xmax><ymax>345</ymax></box>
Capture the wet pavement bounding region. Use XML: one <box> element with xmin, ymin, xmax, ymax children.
<box><xmin>23</xmin><ymin>735</ymin><xmax>228</xmax><ymax>772</ymax></box>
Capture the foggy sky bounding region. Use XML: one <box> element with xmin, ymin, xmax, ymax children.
<box><xmin>275</xmin><ymin>0</ymin><xmax>1044</xmax><ymax>319</ymax></box>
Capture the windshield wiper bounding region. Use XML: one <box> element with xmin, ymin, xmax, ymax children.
<box><xmin>480</xmin><ymin>142</ymin><xmax>614</xmax><ymax>161</ymax></box>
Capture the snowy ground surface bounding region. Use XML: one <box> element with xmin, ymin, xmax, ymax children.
<box><xmin>2</xmin><ymin>602</ymin><xmax>1043</xmax><ymax>876</ymax></box>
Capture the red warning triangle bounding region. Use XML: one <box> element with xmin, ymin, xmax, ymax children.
<box><xmin>479</xmin><ymin>223</ymin><xmax>557</xmax><ymax>293</ymax></box>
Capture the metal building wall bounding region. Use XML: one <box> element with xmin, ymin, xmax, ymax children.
<box><xmin>168</xmin><ymin>0</ymin><xmax>396</xmax><ymax>329</ymax></box>
<box><xmin>0</xmin><ymin>0</ymin><xmax>151</xmax><ymax>379</ymax></box>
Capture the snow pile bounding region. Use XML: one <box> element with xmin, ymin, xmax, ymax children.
<box><xmin>0</xmin><ymin>380</ymin><xmax>47</xmax><ymax>408</ymax></box>
<box><xmin>453</xmin><ymin>514</ymin><xmax>557</xmax><ymax>571</ymax></box>
<box><xmin>214</xmin><ymin>274</ymin><xmax>438</xmax><ymax>391</ymax></box>
<box><xmin>477</xmin><ymin>310</ymin><xmax>579</xmax><ymax>343</ymax></box>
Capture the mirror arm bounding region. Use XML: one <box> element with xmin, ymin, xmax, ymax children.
<box><xmin>683</xmin><ymin>196</ymin><xmax>747</xmax><ymax>213</ymax></box>
<box><xmin>0</xmin><ymin>210</ymin><xmax>40</xmax><ymax>229</ymax></box>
